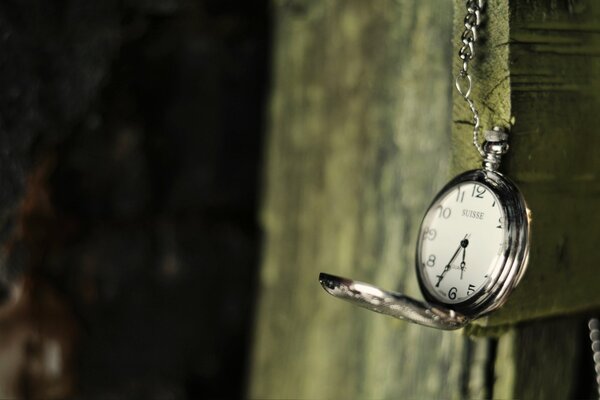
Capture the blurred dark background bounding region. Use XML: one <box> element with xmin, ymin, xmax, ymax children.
<box><xmin>0</xmin><ymin>0</ymin><xmax>269</xmax><ymax>398</ymax></box>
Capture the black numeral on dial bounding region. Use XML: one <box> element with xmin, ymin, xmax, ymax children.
<box><xmin>426</xmin><ymin>254</ymin><xmax>436</xmax><ymax>267</ymax></box>
<box><xmin>422</xmin><ymin>228</ymin><xmax>437</xmax><ymax>241</ymax></box>
<box><xmin>467</xmin><ymin>284</ymin><xmax>476</xmax><ymax>295</ymax></box>
<box><xmin>456</xmin><ymin>187</ymin><xmax>465</xmax><ymax>203</ymax></box>
<box><xmin>497</xmin><ymin>217</ymin><xmax>504</xmax><ymax>229</ymax></box>
<box><xmin>448</xmin><ymin>287</ymin><xmax>457</xmax><ymax>300</ymax></box>
<box><xmin>472</xmin><ymin>184</ymin><xmax>486</xmax><ymax>198</ymax></box>
<box><xmin>436</xmin><ymin>206</ymin><xmax>451</xmax><ymax>219</ymax></box>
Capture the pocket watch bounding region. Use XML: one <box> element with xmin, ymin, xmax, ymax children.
<box><xmin>318</xmin><ymin>1</ymin><xmax>531</xmax><ymax>330</ymax></box>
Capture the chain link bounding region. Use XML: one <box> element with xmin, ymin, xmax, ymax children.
<box><xmin>589</xmin><ymin>318</ymin><xmax>600</xmax><ymax>398</ymax></box>
<box><xmin>455</xmin><ymin>0</ymin><xmax>486</xmax><ymax>157</ymax></box>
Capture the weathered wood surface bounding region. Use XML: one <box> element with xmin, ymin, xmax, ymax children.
<box><xmin>493</xmin><ymin>317</ymin><xmax>588</xmax><ymax>399</ymax></box>
<box><xmin>249</xmin><ymin>1</ymin><xmax>492</xmax><ymax>399</ymax></box>
<box><xmin>251</xmin><ymin>0</ymin><xmax>600</xmax><ymax>398</ymax></box>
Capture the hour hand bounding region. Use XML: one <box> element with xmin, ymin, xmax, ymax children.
<box><xmin>459</xmin><ymin>238</ymin><xmax>469</xmax><ymax>279</ymax></box>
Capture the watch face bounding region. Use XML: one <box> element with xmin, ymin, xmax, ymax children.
<box><xmin>417</xmin><ymin>181</ymin><xmax>506</xmax><ymax>305</ymax></box>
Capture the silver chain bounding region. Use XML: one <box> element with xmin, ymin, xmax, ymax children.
<box><xmin>455</xmin><ymin>0</ymin><xmax>486</xmax><ymax>158</ymax></box>
<box><xmin>589</xmin><ymin>318</ymin><xmax>600</xmax><ymax>398</ymax></box>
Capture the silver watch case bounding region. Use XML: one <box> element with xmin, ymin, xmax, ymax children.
<box><xmin>416</xmin><ymin>169</ymin><xmax>530</xmax><ymax>320</ymax></box>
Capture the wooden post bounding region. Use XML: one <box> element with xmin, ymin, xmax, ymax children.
<box><xmin>249</xmin><ymin>1</ymin><xmax>484</xmax><ymax>398</ymax></box>
<box><xmin>250</xmin><ymin>0</ymin><xmax>600</xmax><ymax>397</ymax></box>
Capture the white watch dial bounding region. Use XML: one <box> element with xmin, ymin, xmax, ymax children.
<box><xmin>418</xmin><ymin>181</ymin><xmax>506</xmax><ymax>304</ymax></box>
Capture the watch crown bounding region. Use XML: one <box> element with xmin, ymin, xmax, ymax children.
<box><xmin>482</xmin><ymin>126</ymin><xmax>509</xmax><ymax>172</ymax></box>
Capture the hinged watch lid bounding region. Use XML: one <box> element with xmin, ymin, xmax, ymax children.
<box><xmin>319</xmin><ymin>273</ymin><xmax>469</xmax><ymax>330</ymax></box>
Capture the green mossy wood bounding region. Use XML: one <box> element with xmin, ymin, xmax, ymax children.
<box><xmin>250</xmin><ymin>0</ymin><xmax>599</xmax><ymax>398</ymax></box>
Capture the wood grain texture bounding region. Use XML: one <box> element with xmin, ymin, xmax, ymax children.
<box><xmin>493</xmin><ymin>0</ymin><xmax>600</xmax><ymax>326</ymax></box>
<box><xmin>249</xmin><ymin>1</ymin><xmax>492</xmax><ymax>398</ymax></box>
<box><xmin>493</xmin><ymin>317</ymin><xmax>586</xmax><ymax>399</ymax></box>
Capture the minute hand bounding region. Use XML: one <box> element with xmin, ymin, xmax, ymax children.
<box><xmin>435</xmin><ymin>235</ymin><xmax>469</xmax><ymax>287</ymax></box>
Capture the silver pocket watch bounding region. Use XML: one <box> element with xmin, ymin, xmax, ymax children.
<box><xmin>319</xmin><ymin>1</ymin><xmax>531</xmax><ymax>330</ymax></box>
<box><xmin>319</xmin><ymin>129</ymin><xmax>530</xmax><ymax>330</ymax></box>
